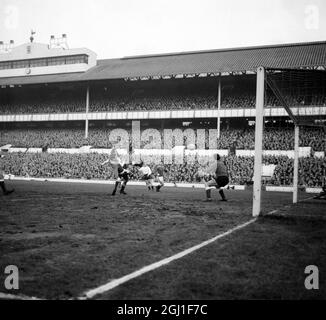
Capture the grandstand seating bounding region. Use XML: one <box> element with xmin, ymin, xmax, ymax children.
<box><xmin>1</xmin><ymin>82</ymin><xmax>325</xmax><ymax>114</ymax></box>
<box><xmin>2</xmin><ymin>152</ymin><xmax>325</xmax><ymax>187</ymax></box>
<box><xmin>1</xmin><ymin>76</ymin><xmax>324</xmax><ymax>189</ymax></box>
<box><xmin>1</xmin><ymin>127</ymin><xmax>325</xmax><ymax>151</ymax></box>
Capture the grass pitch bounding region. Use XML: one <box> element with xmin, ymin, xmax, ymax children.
<box><xmin>0</xmin><ymin>180</ymin><xmax>325</xmax><ymax>299</ymax></box>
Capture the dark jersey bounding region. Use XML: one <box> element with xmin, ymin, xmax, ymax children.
<box><xmin>0</xmin><ymin>156</ymin><xmax>5</xmax><ymax>179</ymax></box>
<box><xmin>155</xmin><ymin>165</ymin><xmax>164</xmax><ymax>176</ymax></box>
<box><xmin>215</xmin><ymin>160</ymin><xmax>228</xmax><ymax>178</ymax></box>
<box><xmin>117</xmin><ymin>164</ymin><xmax>130</xmax><ymax>181</ymax></box>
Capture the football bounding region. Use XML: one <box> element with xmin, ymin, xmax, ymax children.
<box><xmin>187</xmin><ymin>143</ymin><xmax>196</xmax><ymax>150</ymax></box>
<box><xmin>197</xmin><ymin>169</ymin><xmax>206</xmax><ymax>178</ymax></box>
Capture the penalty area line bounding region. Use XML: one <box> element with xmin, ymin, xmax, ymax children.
<box><xmin>264</xmin><ymin>195</ymin><xmax>316</xmax><ymax>216</ymax></box>
<box><xmin>0</xmin><ymin>292</ymin><xmax>43</xmax><ymax>300</ymax></box>
<box><xmin>9</xmin><ymin>196</ymin><xmax>77</xmax><ymax>202</ymax></box>
<box><xmin>78</xmin><ymin>217</ymin><xmax>257</xmax><ymax>300</ymax></box>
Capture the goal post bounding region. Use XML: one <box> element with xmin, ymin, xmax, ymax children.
<box><xmin>252</xmin><ymin>67</ymin><xmax>265</xmax><ymax>217</ymax></box>
<box><xmin>293</xmin><ymin>124</ymin><xmax>299</xmax><ymax>204</ymax></box>
<box><xmin>253</xmin><ymin>67</ymin><xmax>302</xmax><ymax>216</ymax></box>
<box><xmin>252</xmin><ymin>67</ymin><xmax>326</xmax><ymax>216</ymax></box>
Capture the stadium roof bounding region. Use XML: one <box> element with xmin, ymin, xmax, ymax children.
<box><xmin>1</xmin><ymin>40</ymin><xmax>326</xmax><ymax>86</ymax></box>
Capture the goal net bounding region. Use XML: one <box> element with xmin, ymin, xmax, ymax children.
<box><xmin>253</xmin><ymin>67</ymin><xmax>326</xmax><ymax>217</ymax></box>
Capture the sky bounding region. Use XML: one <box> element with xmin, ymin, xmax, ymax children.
<box><xmin>0</xmin><ymin>0</ymin><xmax>325</xmax><ymax>59</ymax></box>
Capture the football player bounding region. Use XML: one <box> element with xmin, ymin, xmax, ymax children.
<box><xmin>200</xmin><ymin>154</ymin><xmax>229</xmax><ymax>202</ymax></box>
<box><xmin>133</xmin><ymin>161</ymin><xmax>154</xmax><ymax>191</ymax></box>
<box><xmin>111</xmin><ymin>163</ymin><xmax>131</xmax><ymax>196</ymax></box>
<box><xmin>153</xmin><ymin>164</ymin><xmax>165</xmax><ymax>192</ymax></box>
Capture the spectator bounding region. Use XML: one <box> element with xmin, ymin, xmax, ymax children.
<box><xmin>3</xmin><ymin>152</ymin><xmax>325</xmax><ymax>188</ymax></box>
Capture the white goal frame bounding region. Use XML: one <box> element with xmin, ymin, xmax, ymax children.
<box><xmin>252</xmin><ymin>67</ymin><xmax>300</xmax><ymax>217</ymax></box>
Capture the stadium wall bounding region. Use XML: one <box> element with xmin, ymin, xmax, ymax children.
<box><xmin>7</xmin><ymin>147</ymin><xmax>322</xmax><ymax>159</ymax></box>
<box><xmin>1</xmin><ymin>106</ymin><xmax>325</xmax><ymax>122</ymax></box>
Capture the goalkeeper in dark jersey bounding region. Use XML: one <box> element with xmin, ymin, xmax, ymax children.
<box><xmin>201</xmin><ymin>153</ymin><xmax>229</xmax><ymax>202</ymax></box>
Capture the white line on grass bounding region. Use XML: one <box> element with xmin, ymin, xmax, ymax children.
<box><xmin>78</xmin><ymin>217</ymin><xmax>257</xmax><ymax>300</ymax></box>
<box><xmin>264</xmin><ymin>195</ymin><xmax>315</xmax><ymax>216</ymax></box>
<box><xmin>9</xmin><ymin>196</ymin><xmax>77</xmax><ymax>202</ymax></box>
<box><xmin>299</xmin><ymin>196</ymin><xmax>315</xmax><ymax>202</ymax></box>
<box><xmin>0</xmin><ymin>292</ymin><xmax>42</xmax><ymax>300</ymax></box>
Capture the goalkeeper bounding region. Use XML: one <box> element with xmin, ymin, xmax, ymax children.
<box><xmin>200</xmin><ymin>154</ymin><xmax>229</xmax><ymax>202</ymax></box>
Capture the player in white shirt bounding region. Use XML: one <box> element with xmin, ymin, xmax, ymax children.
<box><xmin>101</xmin><ymin>146</ymin><xmax>127</xmax><ymax>195</ymax></box>
<box><xmin>133</xmin><ymin>161</ymin><xmax>154</xmax><ymax>191</ymax></box>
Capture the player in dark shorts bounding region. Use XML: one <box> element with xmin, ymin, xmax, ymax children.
<box><xmin>154</xmin><ymin>164</ymin><xmax>165</xmax><ymax>192</ymax></box>
<box><xmin>112</xmin><ymin>163</ymin><xmax>130</xmax><ymax>196</ymax></box>
<box><xmin>204</xmin><ymin>154</ymin><xmax>229</xmax><ymax>202</ymax></box>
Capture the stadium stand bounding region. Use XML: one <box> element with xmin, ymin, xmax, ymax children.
<box><xmin>1</xmin><ymin>85</ymin><xmax>326</xmax><ymax>114</ymax></box>
<box><xmin>1</xmin><ymin>40</ymin><xmax>325</xmax><ymax>189</ymax></box>
<box><xmin>1</xmin><ymin>127</ymin><xmax>325</xmax><ymax>151</ymax></box>
<box><xmin>2</xmin><ymin>152</ymin><xmax>325</xmax><ymax>187</ymax></box>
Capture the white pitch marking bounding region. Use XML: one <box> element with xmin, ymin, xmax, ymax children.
<box><xmin>79</xmin><ymin>218</ymin><xmax>257</xmax><ymax>299</ymax></box>
<box><xmin>0</xmin><ymin>292</ymin><xmax>43</xmax><ymax>300</ymax></box>
<box><xmin>264</xmin><ymin>196</ymin><xmax>315</xmax><ymax>216</ymax></box>
<box><xmin>298</xmin><ymin>196</ymin><xmax>315</xmax><ymax>202</ymax></box>
<box><xmin>9</xmin><ymin>196</ymin><xmax>77</xmax><ymax>202</ymax></box>
<box><xmin>267</xmin><ymin>209</ymin><xmax>278</xmax><ymax>215</ymax></box>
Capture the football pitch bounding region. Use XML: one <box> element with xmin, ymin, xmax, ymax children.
<box><xmin>0</xmin><ymin>180</ymin><xmax>325</xmax><ymax>300</ymax></box>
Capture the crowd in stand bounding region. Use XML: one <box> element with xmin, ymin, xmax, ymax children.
<box><xmin>1</xmin><ymin>127</ymin><xmax>325</xmax><ymax>151</ymax></box>
<box><xmin>1</xmin><ymin>79</ymin><xmax>324</xmax><ymax>188</ymax></box>
<box><xmin>2</xmin><ymin>152</ymin><xmax>325</xmax><ymax>187</ymax></box>
<box><xmin>0</xmin><ymin>91</ymin><xmax>85</xmax><ymax>114</ymax></box>
<box><xmin>1</xmin><ymin>88</ymin><xmax>326</xmax><ymax>114</ymax></box>
<box><xmin>88</xmin><ymin>95</ymin><xmax>218</xmax><ymax>112</ymax></box>
<box><xmin>0</xmin><ymin>99</ymin><xmax>84</xmax><ymax>114</ymax></box>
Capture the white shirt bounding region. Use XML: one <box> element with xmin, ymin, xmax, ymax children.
<box><xmin>139</xmin><ymin>166</ymin><xmax>152</xmax><ymax>176</ymax></box>
<box><xmin>206</xmin><ymin>162</ymin><xmax>217</xmax><ymax>175</ymax></box>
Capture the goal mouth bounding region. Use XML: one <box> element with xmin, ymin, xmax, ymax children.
<box><xmin>252</xmin><ymin>67</ymin><xmax>326</xmax><ymax>217</ymax></box>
